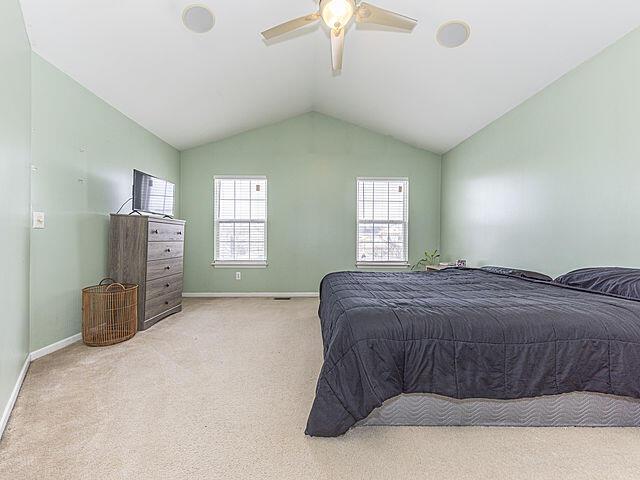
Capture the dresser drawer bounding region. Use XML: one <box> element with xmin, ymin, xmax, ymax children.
<box><xmin>146</xmin><ymin>257</ymin><xmax>183</xmax><ymax>280</ymax></box>
<box><xmin>148</xmin><ymin>222</ymin><xmax>185</xmax><ymax>242</ymax></box>
<box><xmin>146</xmin><ymin>273</ymin><xmax>183</xmax><ymax>300</ymax></box>
<box><xmin>145</xmin><ymin>290</ymin><xmax>182</xmax><ymax>320</ymax></box>
<box><xmin>148</xmin><ymin>241</ymin><xmax>183</xmax><ymax>261</ymax></box>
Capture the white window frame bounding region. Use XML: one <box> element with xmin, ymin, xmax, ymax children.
<box><xmin>212</xmin><ymin>175</ymin><xmax>268</xmax><ymax>268</ymax></box>
<box><xmin>355</xmin><ymin>177</ymin><xmax>409</xmax><ymax>268</ymax></box>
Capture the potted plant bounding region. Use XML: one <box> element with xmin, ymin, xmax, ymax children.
<box><xmin>412</xmin><ymin>249</ymin><xmax>440</xmax><ymax>271</ymax></box>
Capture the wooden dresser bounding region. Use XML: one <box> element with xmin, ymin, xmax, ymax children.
<box><xmin>108</xmin><ymin>214</ymin><xmax>186</xmax><ymax>331</ymax></box>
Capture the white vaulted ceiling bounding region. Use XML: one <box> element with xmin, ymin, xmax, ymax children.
<box><xmin>20</xmin><ymin>0</ymin><xmax>640</xmax><ymax>153</ymax></box>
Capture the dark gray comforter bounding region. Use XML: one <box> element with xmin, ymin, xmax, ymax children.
<box><xmin>305</xmin><ymin>268</ymin><xmax>640</xmax><ymax>437</ymax></box>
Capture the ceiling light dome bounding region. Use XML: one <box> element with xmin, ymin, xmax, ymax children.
<box><xmin>320</xmin><ymin>0</ymin><xmax>355</xmax><ymax>30</ymax></box>
<box><xmin>182</xmin><ymin>5</ymin><xmax>215</xmax><ymax>34</ymax></box>
<box><xmin>436</xmin><ymin>21</ymin><xmax>470</xmax><ymax>48</ymax></box>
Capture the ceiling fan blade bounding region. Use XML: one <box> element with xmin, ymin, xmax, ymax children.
<box><xmin>355</xmin><ymin>2</ymin><xmax>417</xmax><ymax>31</ymax></box>
<box><xmin>331</xmin><ymin>28</ymin><xmax>345</xmax><ymax>72</ymax></box>
<box><xmin>261</xmin><ymin>13</ymin><xmax>320</xmax><ymax>40</ymax></box>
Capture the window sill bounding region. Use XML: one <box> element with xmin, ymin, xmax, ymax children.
<box><xmin>356</xmin><ymin>262</ymin><xmax>410</xmax><ymax>269</ymax></box>
<box><xmin>211</xmin><ymin>261</ymin><xmax>268</xmax><ymax>269</ymax></box>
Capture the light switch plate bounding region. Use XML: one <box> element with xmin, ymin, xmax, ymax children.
<box><xmin>32</xmin><ymin>211</ymin><xmax>45</xmax><ymax>229</ymax></box>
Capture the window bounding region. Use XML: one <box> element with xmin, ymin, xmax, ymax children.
<box><xmin>213</xmin><ymin>176</ymin><xmax>267</xmax><ymax>266</ymax></box>
<box><xmin>356</xmin><ymin>178</ymin><xmax>409</xmax><ymax>266</ymax></box>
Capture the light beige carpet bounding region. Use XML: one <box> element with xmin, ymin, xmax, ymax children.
<box><xmin>2</xmin><ymin>298</ymin><xmax>640</xmax><ymax>479</ymax></box>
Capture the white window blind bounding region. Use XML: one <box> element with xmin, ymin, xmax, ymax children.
<box><xmin>356</xmin><ymin>178</ymin><xmax>409</xmax><ymax>266</ymax></box>
<box><xmin>214</xmin><ymin>176</ymin><xmax>267</xmax><ymax>266</ymax></box>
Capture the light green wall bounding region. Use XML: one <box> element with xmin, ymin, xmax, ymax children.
<box><xmin>29</xmin><ymin>54</ymin><xmax>180</xmax><ymax>351</ymax></box>
<box><xmin>0</xmin><ymin>0</ymin><xmax>31</xmax><ymax>426</ymax></box>
<box><xmin>180</xmin><ymin>112</ymin><xmax>441</xmax><ymax>293</ymax></box>
<box><xmin>441</xmin><ymin>28</ymin><xmax>640</xmax><ymax>279</ymax></box>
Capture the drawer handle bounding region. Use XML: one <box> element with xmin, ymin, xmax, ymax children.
<box><xmin>177</xmin><ymin>231</ymin><xmax>182</xmax><ymax>235</ymax></box>
<box><xmin>166</xmin><ymin>248</ymin><xmax>171</xmax><ymax>253</ymax></box>
<box><xmin>164</xmin><ymin>301</ymin><xmax>169</xmax><ymax>305</ymax></box>
<box><xmin>165</xmin><ymin>283</ymin><xmax>170</xmax><ymax>287</ymax></box>
<box><xmin>165</xmin><ymin>266</ymin><xmax>171</xmax><ymax>270</ymax></box>
<box><xmin>152</xmin><ymin>229</ymin><xmax>159</xmax><ymax>234</ymax></box>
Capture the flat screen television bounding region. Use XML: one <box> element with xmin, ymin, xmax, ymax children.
<box><xmin>132</xmin><ymin>170</ymin><xmax>175</xmax><ymax>216</ymax></box>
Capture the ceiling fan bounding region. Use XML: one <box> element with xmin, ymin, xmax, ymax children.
<box><xmin>261</xmin><ymin>0</ymin><xmax>417</xmax><ymax>72</ymax></box>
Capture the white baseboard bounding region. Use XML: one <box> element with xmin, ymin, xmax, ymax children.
<box><xmin>30</xmin><ymin>333</ymin><xmax>82</xmax><ymax>361</ymax></box>
<box><xmin>1</xmin><ymin>355</ymin><xmax>30</xmax><ymax>440</ymax></box>
<box><xmin>183</xmin><ymin>292</ymin><xmax>319</xmax><ymax>298</ymax></box>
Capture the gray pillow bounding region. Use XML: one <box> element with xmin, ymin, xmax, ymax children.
<box><xmin>481</xmin><ymin>266</ymin><xmax>552</xmax><ymax>282</ymax></box>
<box><xmin>554</xmin><ymin>267</ymin><xmax>640</xmax><ymax>300</ymax></box>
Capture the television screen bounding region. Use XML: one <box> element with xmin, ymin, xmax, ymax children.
<box><xmin>132</xmin><ymin>170</ymin><xmax>175</xmax><ymax>216</ymax></box>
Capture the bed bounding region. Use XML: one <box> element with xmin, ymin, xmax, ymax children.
<box><xmin>305</xmin><ymin>268</ymin><xmax>640</xmax><ymax>437</ymax></box>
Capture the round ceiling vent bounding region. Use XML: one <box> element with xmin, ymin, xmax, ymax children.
<box><xmin>436</xmin><ymin>21</ymin><xmax>470</xmax><ymax>48</ymax></box>
<box><xmin>182</xmin><ymin>5</ymin><xmax>215</xmax><ymax>34</ymax></box>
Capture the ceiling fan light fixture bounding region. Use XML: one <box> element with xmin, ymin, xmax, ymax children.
<box><xmin>320</xmin><ymin>0</ymin><xmax>355</xmax><ymax>30</ymax></box>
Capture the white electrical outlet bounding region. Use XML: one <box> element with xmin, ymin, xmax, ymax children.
<box><xmin>235</xmin><ymin>272</ymin><xmax>241</xmax><ymax>281</ymax></box>
<box><xmin>32</xmin><ymin>211</ymin><xmax>45</xmax><ymax>229</ymax></box>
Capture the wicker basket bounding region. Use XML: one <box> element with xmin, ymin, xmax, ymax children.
<box><xmin>82</xmin><ymin>278</ymin><xmax>138</xmax><ymax>346</ymax></box>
